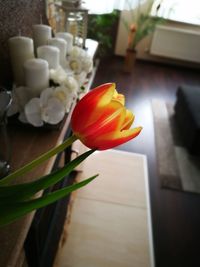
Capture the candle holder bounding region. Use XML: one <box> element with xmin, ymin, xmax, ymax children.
<box><xmin>50</xmin><ymin>3</ymin><xmax>88</xmax><ymax>48</ymax></box>
<box><xmin>0</xmin><ymin>88</ymin><xmax>12</xmax><ymax>179</ymax></box>
<box><xmin>65</xmin><ymin>6</ymin><xmax>88</xmax><ymax>48</ymax></box>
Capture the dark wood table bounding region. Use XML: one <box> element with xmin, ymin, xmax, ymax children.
<box><xmin>0</xmin><ymin>108</ymin><xmax>73</xmax><ymax>267</ymax></box>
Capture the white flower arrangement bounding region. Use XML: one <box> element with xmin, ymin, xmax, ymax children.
<box><xmin>8</xmin><ymin>46</ymin><xmax>93</xmax><ymax>128</ymax></box>
<box><xmin>8</xmin><ymin>69</ymin><xmax>79</xmax><ymax>127</ymax></box>
<box><xmin>67</xmin><ymin>46</ymin><xmax>93</xmax><ymax>87</ymax></box>
<box><xmin>25</xmin><ymin>88</ymin><xmax>66</xmax><ymax>127</ymax></box>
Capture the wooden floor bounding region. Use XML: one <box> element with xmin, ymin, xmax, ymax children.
<box><xmin>92</xmin><ymin>57</ymin><xmax>200</xmax><ymax>267</ymax></box>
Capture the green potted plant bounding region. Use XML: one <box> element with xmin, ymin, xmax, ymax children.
<box><xmin>123</xmin><ymin>0</ymin><xmax>165</xmax><ymax>72</ymax></box>
<box><xmin>87</xmin><ymin>11</ymin><xmax>119</xmax><ymax>59</ymax></box>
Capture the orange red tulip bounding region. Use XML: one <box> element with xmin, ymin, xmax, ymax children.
<box><xmin>71</xmin><ymin>83</ymin><xmax>142</xmax><ymax>150</ymax></box>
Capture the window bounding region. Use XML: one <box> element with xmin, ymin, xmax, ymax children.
<box><xmin>153</xmin><ymin>0</ymin><xmax>200</xmax><ymax>25</ymax></box>
<box><xmin>83</xmin><ymin>0</ymin><xmax>145</xmax><ymax>14</ymax></box>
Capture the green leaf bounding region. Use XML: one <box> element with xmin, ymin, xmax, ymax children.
<box><xmin>0</xmin><ymin>150</ymin><xmax>95</xmax><ymax>201</ymax></box>
<box><xmin>0</xmin><ymin>135</ymin><xmax>77</xmax><ymax>186</ymax></box>
<box><xmin>0</xmin><ymin>175</ymin><xmax>98</xmax><ymax>227</ymax></box>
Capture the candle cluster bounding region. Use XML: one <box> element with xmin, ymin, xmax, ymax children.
<box><xmin>8</xmin><ymin>24</ymin><xmax>93</xmax><ymax>127</ymax></box>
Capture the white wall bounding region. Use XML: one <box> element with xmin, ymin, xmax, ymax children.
<box><xmin>115</xmin><ymin>10</ymin><xmax>131</xmax><ymax>56</ymax></box>
<box><xmin>115</xmin><ymin>1</ymin><xmax>149</xmax><ymax>56</ymax></box>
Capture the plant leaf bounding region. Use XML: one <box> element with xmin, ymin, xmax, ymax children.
<box><xmin>0</xmin><ymin>134</ymin><xmax>77</xmax><ymax>186</ymax></box>
<box><xmin>0</xmin><ymin>175</ymin><xmax>98</xmax><ymax>227</ymax></box>
<box><xmin>0</xmin><ymin>149</ymin><xmax>95</xmax><ymax>201</ymax></box>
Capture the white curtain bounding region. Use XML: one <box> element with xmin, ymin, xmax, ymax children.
<box><xmin>83</xmin><ymin>0</ymin><xmax>146</xmax><ymax>14</ymax></box>
<box><xmin>154</xmin><ymin>0</ymin><xmax>200</xmax><ymax>25</ymax></box>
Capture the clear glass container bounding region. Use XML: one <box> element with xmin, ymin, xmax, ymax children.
<box><xmin>66</xmin><ymin>11</ymin><xmax>83</xmax><ymax>46</ymax></box>
<box><xmin>0</xmin><ymin>88</ymin><xmax>12</xmax><ymax>179</ymax></box>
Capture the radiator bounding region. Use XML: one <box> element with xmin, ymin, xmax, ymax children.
<box><xmin>150</xmin><ymin>25</ymin><xmax>200</xmax><ymax>63</ymax></box>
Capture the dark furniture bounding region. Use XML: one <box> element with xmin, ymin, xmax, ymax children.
<box><xmin>0</xmin><ymin>106</ymin><xmax>74</xmax><ymax>267</ymax></box>
<box><xmin>24</xmin><ymin>126</ymin><xmax>75</xmax><ymax>267</ymax></box>
<box><xmin>175</xmin><ymin>85</ymin><xmax>200</xmax><ymax>156</ymax></box>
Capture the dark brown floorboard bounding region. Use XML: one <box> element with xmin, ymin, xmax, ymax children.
<box><xmin>93</xmin><ymin>56</ymin><xmax>200</xmax><ymax>267</ymax></box>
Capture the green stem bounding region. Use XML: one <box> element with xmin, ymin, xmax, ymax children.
<box><xmin>0</xmin><ymin>134</ymin><xmax>77</xmax><ymax>186</ymax></box>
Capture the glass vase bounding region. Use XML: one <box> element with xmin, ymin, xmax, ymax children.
<box><xmin>0</xmin><ymin>88</ymin><xmax>12</xmax><ymax>179</ymax></box>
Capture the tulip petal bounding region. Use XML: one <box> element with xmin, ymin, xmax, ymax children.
<box><xmin>88</xmin><ymin>100</ymin><xmax>124</xmax><ymax>132</ymax></box>
<box><xmin>113</xmin><ymin>90</ymin><xmax>125</xmax><ymax>105</ymax></box>
<box><xmin>71</xmin><ymin>83</ymin><xmax>116</xmax><ymax>132</ymax></box>
<box><xmin>80</xmin><ymin>127</ymin><xmax>142</xmax><ymax>150</ymax></box>
<box><xmin>79</xmin><ymin>103</ymin><xmax>126</xmax><ymax>138</ymax></box>
<box><xmin>121</xmin><ymin>110</ymin><xmax>135</xmax><ymax>130</ymax></box>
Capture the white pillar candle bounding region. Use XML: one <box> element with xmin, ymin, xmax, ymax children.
<box><xmin>24</xmin><ymin>58</ymin><xmax>49</xmax><ymax>97</ymax></box>
<box><xmin>8</xmin><ymin>36</ymin><xmax>34</xmax><ymax>86</ymax></box>
<box><xmin>33</xmin><ymin>24</ymin><xmax>52</xmax><ymax>52</ymax></box>
<box><xmin>37</xmin><ymin>45</ymin><xmax>60</xmax><ymax>70</ymax></box>
<box><xmin>48</xmin><ymin>37</ymin><xmax>67</xmax><ymax>67</ymax></box>
<box><xmin>55</xmin><ymin>32</ymin><xmax>73</xmax><ymax>54</ymax></box>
